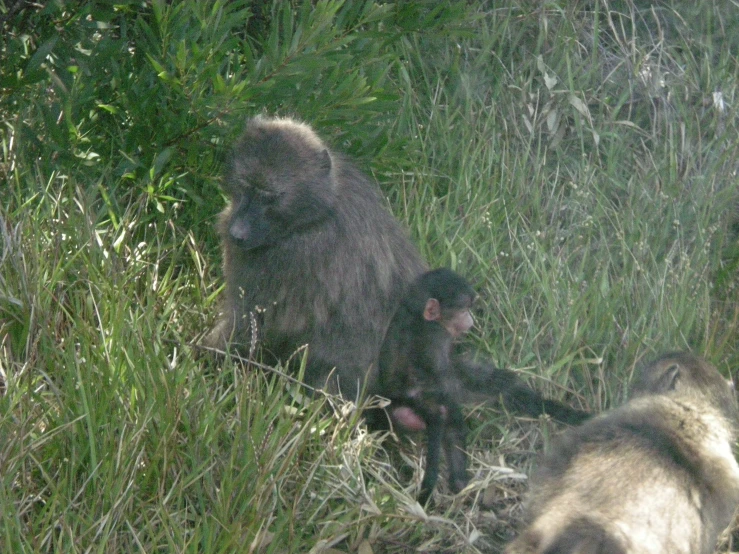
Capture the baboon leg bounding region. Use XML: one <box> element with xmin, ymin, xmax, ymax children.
<box><xmin>443</xmin><ymin>402</ymin><xmax>468</xmax><ymax>493</ymax></box>
<box><xmin>418</xmin><ymin>417</ymin><xmax>443</xmax><ymax>505</ymax></box>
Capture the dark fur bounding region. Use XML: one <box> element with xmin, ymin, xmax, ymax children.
<box><xmin>379</xmin><ymin>268</ymin><xmax>474</xmax><ymax>503</ymax></box>
<box><xmin>505</xmin><ymin>352</ymin><xmax>739</xmax><ymax>554</ymax></box>
<box><xmin>205</xmin><ymin>116</ymin><xmax>589</xmax><ymax>423</ymax></box>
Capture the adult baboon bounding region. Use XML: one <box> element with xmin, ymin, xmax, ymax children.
<box><xmin>504</xmin><ymin>352</ymin><xmax>739</xmax><ymax>554</ymax></box>
<box><xmin>205</xmin><ymin>115</ymin><xmax>587</xmax><ymax>428</ymax></box>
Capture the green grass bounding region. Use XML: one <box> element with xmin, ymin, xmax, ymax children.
<box><xmin>1</xmin><ymin>1</ymin><xmax>739</xmax><ymax>552</ymax></box>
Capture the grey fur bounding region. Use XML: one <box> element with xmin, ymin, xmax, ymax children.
<box><xmin>206</xmin><ymin>116</ymin><xmax>424</xmax><ymax>397</ymax></box>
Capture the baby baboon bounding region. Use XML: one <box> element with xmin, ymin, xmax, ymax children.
<box><xmin>504</xmin><ymin>352</ymin><xmax>739</xmax><ymax>554</ymax></box>
<box><xmin>205</xmin><ymin>115</ymin><xmax>588</xmax><ymax>425</ymax></box>
<box><xmin>379</xmin><ymin>268</ymin><xmax>475</xmax><ymax>504</ymax></box>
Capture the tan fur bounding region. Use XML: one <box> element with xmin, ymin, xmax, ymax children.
<box><xmin>505</xmin><ymin>352</ymin><xmax>739</xmax><ymax>554</ymax></box>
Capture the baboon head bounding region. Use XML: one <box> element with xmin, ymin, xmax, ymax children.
<box><xmin>222</xmin><ymin>117</ymin><xmax>337</xmax><ymax>251</ymax></box>
<box><xmin>632</xmin><ymin>351</ymin><xmax>738</xmax><ymax>424</ymax></box>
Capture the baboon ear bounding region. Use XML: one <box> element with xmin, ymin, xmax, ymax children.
<box><xmin>660</xmin><ymin>363</ymin><xmax>681</xmax><ymax>391</ymax></box>
<box><xmin>319</xmin><ymin>149</ymin><xmax>332</xmax><ymax>172</ymax></box>
<box><xmin>423</xmin><ymin>298</ymin><xmax>441</xmax><ymax>322</ymax></box>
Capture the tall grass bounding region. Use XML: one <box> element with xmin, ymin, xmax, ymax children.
<box><xmin>1</xmin><ymin>1</ymin><xmax>738</xmax><ymax>552</ymax></box>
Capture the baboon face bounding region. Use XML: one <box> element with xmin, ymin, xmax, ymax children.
<box><xmin>222</xmin><ymin>120</ymin><xmax>337</xmax><ymax>251</ymax></box>
<box><xmin>411</xmin><ymin>268</ymin><xmax>476</xmax><ymax>338</ymax></box>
